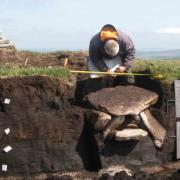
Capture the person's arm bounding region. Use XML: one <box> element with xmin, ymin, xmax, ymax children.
<box><xmin>122</xmin><ymin>36</ymin><xmax>135</xmax><ymax>69</ymax></box>
<box><xmin>89</xmin><ymin>39</ymin><xmax>109</xmax><ymax>72</ymax></box>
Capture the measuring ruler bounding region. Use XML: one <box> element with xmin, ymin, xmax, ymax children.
<box><xmin>175</xmin><ymin>80</ymin><xmax>180</xmax><ymax>159</ymax></box>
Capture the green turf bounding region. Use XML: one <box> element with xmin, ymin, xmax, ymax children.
<box><xmin>131</xmin><ymin>59</ymin><xmax>180</xmax><ymax>80</ymax></box>
<box><xmin>0</xmin><ymin>66</ymin><xmax>71</xmax><ymax>78</ymax></box>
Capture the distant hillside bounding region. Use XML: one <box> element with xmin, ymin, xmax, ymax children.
<box><xmin>136</xmin><ymin>49</ymin><xmax>180</xmax><ymax>60</ymax></box>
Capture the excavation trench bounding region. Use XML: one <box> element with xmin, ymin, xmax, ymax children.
<box><xmin>75</xmin><ymin>76</ymin><xmax>176</xmax><ymax>166</ymax></box>
<box><xmin>0</xmin><ymin>75</ymin><xmax>178</xmax><ymax>179</ymax></box>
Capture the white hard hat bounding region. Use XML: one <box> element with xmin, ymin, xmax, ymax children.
<box><xmin>104</xmin><ymin>39</ymin><xmax>119</xmax><ymax>57</ymax></box>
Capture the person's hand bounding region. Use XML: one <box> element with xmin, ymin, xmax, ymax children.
<box><xmin>115</xmin><ymin>66</ymin><xmax>127</xmax><ymax>73</ymax></box>
<box><xmin>107</xmin><ymin>69</ymin><xmax>116</xmax><ymax>77</ymax></box>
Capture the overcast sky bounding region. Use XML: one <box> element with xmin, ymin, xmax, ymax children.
<box><xmin>1</xmin><ymin>0</ymin><xmax>180</xmax><ymax>51</ymax></box>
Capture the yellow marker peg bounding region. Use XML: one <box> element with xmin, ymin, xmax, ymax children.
<box><xmin>153</xmin><ymin>74</ymin><xmax>164</xmax><ymax>80</ymax></box>
<box><xmin>64</xmin><ymin>58</ymin><xmax>68</xmax><ymax>68</ymax></box>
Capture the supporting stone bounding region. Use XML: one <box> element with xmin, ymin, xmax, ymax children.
<box><xmin>103</xmin><ymin>116</ymin><xmax>125</xmax><ymax>140</ymax></box>
<box><xmin>115</xmin><ymin>128</ymin><xmax>148</xmax><ymax>141</ymax></box>
<box><xmin>140</xmin><ymin>109</ymin><xmax>167</xmax><ymax>148</ymax></box>
<box><xmin>86</xmin><ymin>110</ymin><xmax>112</xmax><ymax>132</ymax></box>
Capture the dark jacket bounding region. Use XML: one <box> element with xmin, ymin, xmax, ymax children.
<box><xmin>89</xmin><ymin>30</ymin><xmax>135</xmax><ymax>71</ymax></box>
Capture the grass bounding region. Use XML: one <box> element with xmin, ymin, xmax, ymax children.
<box><xmin>0</xmin><ymin>66</ymin><xmax>71</xmax><ymax>78</ymax></box>
<box><xmin>132</xmin><ymin>59</ymin><xmax>180</xmax><ymax>80</ymax></box>
<box><xmin>0</xmin><ymin>59</ymin><xmax>180</xmax><ymax>80</ymax></box>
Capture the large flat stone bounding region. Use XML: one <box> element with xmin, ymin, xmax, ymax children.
<box><xmin>87</xmin><ymin>86</ymin><xmax>158</xmax><ymax>116</ymax></box>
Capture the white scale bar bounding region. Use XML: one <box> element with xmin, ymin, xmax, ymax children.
<box><xmin>1</xmin><ymin>164</ymin><xmax>8</xmax><ymax>171</ymax></box>
<box><xmin>175</xmin><ymin>80</ymin><xmax>180</xmax><ymax>159</ymax></box>
<box><xmin>175</xmin><ymin>80</ymin><xmax>180</xmax><ymax>118</ymax></box>
<box><xmin>3</xmin><ymin>146</ymin><xmax>12</xmax><ymax>153</ymax></box>
<box><xmin>3</xmin><ymin>98</ymin><xmax>11</xmax><ymax>104</ymax></box>
<box><xmin>2</xmin><ymin>164</ymin><xmax>8</xmax><ymax>172</ymax></box>
<box><xmin>4</xmin><ymin>128</ymin><xmax>10</xmax><ymax>135</ymax></box>
<box><xmin>177</xmin><ymin>122</ymin><xmax>180</xmax><ymax>159</ymax></box>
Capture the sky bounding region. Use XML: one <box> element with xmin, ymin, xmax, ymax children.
<box><xmin>1</xmin><ymin>0</ymin><xmax>180</xmax><ymax>51</ymax></box>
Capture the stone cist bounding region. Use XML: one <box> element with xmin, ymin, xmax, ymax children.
<box><xmin>88</xmin><ymin>24</ymin><xmax>135</xmax><ymax>86</ymax></box>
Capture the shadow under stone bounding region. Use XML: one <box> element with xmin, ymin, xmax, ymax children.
<box><xmin>101</xmin><ymin>140</ymin><xmax>139</xmax><ymax>157</ymax></box>
<box><xmin>76</xmin><ymin>114</ymin><xmax>102</xmax><ymax>171</ymax></box>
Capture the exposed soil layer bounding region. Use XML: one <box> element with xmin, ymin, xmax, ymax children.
<box><xmin>0</xmin><ymin>76</ymin><xmax>86</xmax><ymax>176</ymax></box>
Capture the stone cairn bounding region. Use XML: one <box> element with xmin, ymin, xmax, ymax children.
<box><xmin>0</xmin><ymin>32</ymin><xmax>14</xmax><ymax>48</ymax></box>
<box><xmin>0</xmin><ymin>32</ymin><xmax>16</xmax><ymax>61</ymax></box>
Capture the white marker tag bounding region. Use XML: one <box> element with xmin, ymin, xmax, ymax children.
<box><xmin>4</xmin><ymin>128</ymin><xmax>10</xmax><ymax>135</ymax></box>
<box><xmin>4</xmin><ymin>98</ymin><xmax>11</xmax><ymax>104</ymax></box>
<box><xmin>3</xmin><ymin>146</ymin><xmax>12</xmax><ymax>153</ymax></box>
<box><xmin>2</xmin><ymin>164</ymin><xmax>8</xmax><ymax>171</ymax></box>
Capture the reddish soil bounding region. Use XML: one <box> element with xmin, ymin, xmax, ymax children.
<box><xmin>0</xmin><ymin>50</ymin><xmax>88</xmax><ymax>70</ymax></box>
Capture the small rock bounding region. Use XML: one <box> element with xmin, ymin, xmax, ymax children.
<box><xmin>98</xmin><ymin>165</ymin><xmax>133</xmax><ymax>178</ymax></box>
